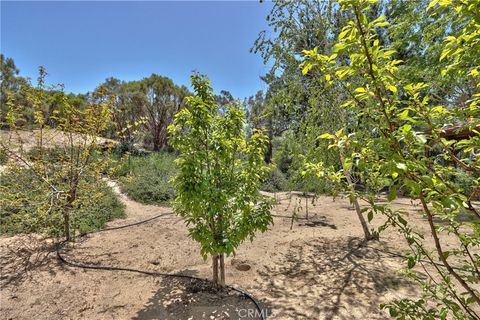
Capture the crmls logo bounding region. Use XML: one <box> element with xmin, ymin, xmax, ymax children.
<box><xmin>237</xmin><ymin>308</ymin><xmax>272</xmax><ymax>319</ymax></box>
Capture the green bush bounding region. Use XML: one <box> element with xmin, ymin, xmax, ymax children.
<box><xmin>287</xmin><ymin>171</ymin><xmax>331</xmax><ymax>194</ymax></box>
<box><xmin>72</xmin><ymin>182</ymin><xmax>125</xmax><ymax>234</ymax></box>
<box><xmin>0</xmin><ymin>167</ymin><xmax>124</xmax><ymax>236</ymax></box>
<box><xmin>261</xmin><ymin>166</ymin><xmax>288</xmax><ymax>192</ymax></box>
<box><xmin>112</xmin><ymin>152</ymin><xmax>177</xmax><ymax>205</ymax></box>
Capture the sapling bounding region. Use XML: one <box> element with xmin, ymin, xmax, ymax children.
<box><xmin>168</xmin><ymin>73</ymin><xmax>273</xmax><ymax>286</ymax></box>
<box><xmin>1</xmin><ymin>69</ymin><xmax>114</xmax><ymax>241</ymax></box>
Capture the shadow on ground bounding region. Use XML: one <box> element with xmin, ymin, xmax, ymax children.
<box><xmin>0</xmin><ymin>236</ymin><xmax>55</xmax><ymax>289</ymax></box>
<box><xmin>133</xmin><ymin>274</ymin><xmax>271</xmax><ymax>320</ymax></box>
<box><xmin>254</xmin><ymin>237</ymin><xmax>415</xmax><ymax>319</ymax></box>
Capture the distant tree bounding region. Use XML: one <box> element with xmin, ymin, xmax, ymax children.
<box><xmin>95</xmin><ymin>74</ymin><xmax>188</xmax><ymax>151</ymax></box>
<box><xmin>214</xmin><ymin>89</ymin><xmax>235</xmax><ymax>110</ymax></box>
<box><xmin>245</xmin><ymin>90</ymin><xmax>275</xmax><ymax>163</ymax></box>
<box><xmin>0</xmin><ymin>54</ymin><xmax>29</xmax><ymax>127</ymax></box>
<box><xmin>98</xmin><ymin>77</ymin><xmax>143</xmax><ymax>147</ymax></box>
<box><xmin>252</xmin><ymin>1</ymin><xmax>351</xmax><ymax>169</ymax></box>
<box><xmin>0</xmin><ymin>54</ymin><xmax>22</xmax><ymax>97</ymax></box>
<box><xmin>168</xmin><ymin>73</ymin><xmax>273</xmax><ymax>286</ymax></box>
<box><xmin>136</xmin><ymin>74</ymin><xmax>188</xmax><ymax>151</ymax></box>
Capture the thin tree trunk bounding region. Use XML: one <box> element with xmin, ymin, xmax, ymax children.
<box><xmin>420</xmin><ymin>194</ymin><xmax>480</xmax><ymax>306</ymax></box>
<box><xmin>63</xmin><ymin>192</ymin><xmax>76</xmax><ymax>242</ymax></box>
<box><xmin>349</xmin><ymin>186</ymin><xmax>372</xmax><ymax>240</ymax></box>
<box><xmin>219</xmin><ymin>253</ymin><xmax>225</xmax><ymax>286</ymax></box>
<box><xmin>305</xmin><ymin>196</ymin><xmax>309</xmax><ymax>220</ymax></box>
<box><xmin>212</xmin><ymin>254</ymin><xmax>219</xmax><ymax>285</ymax></box>
<box><xmin>339</xmin><ymin>148</ymin><xmax>372</xmax><ymax>241</ymax></box>
<box><xmin>63</xmin><ymin>210</ymin><xmax>71</xmax><ymax>241</ymax></box>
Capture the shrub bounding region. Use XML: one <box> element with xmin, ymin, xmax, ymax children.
<box><xmin>0</xmin><ymin>166</ymin><xmax>124</xmax><ymax>236</ymax></box>
<box><xmin>72</xmin><ymin>182</ymin><xmax>125</xmax><ymax>234</ymax></box>
<box><xmin>261</xmin><ymin>165</ymin><xmax>288</xmax><ymax>192</ymax></box>
<box><xmin>112</xmin><ymin>152</ymin><xmax>177</xmax><ymax>205</ymax></box>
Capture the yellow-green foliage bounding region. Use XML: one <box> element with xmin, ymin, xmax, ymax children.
<box><xmin>1</xmin><ymin>69</ymin><xmax>117</xmax><ymax>241</ymax></box>
<box><xmin>168</xmin><ymin>73</ymin><xmax>273</xmax><ymax>285</ymax></box>
<box><xmin>302</xmin><ymin>0</ymin><xmax>479</xmax><ymax>318</ymax></box>
<box><xmin>0</xmin><ymin>166</ymin><xmax>124</xmax><ymax>236</ymax></box>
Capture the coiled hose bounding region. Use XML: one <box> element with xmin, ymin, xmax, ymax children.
<box><xmin>56</xmin><ymin>212</ymin><xmax>266</xmax><ymax>320</ymax></box>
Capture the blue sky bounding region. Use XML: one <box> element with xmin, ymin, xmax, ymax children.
<box><xmin>1</xmin><ymin>1</ymin><xmax>273</xmax><ymax>98</ymax></box>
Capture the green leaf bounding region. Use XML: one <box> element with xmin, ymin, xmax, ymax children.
<box><xmin>388</xmin><ymin>188</ymin><xmax>397</xmax><ymax>201</ymax></box>
<box><xmin>398</xmin><ymin>109</ymin><xmax>409</xmax><ymax>120</ymax></box>
<box><xmin>389</xmin><ymin>308</ymin><xmax>398</xmax><ymax>317</ymax></box>
<box><xmin>319</xmin><ymin>133</ymin><xmax>334</xmax><ymax>139</ymax></box>
<box><xmin>339</xmin><ymin>29</ymin><xmax>349</xmax><ymax>40</ymax></box>
<box><xmin>333</xmin><ymin>43</ymin><xmax>346</xmax><ymax>53</ymax></box>
<box><xmin>387</xmin><ymin>85</ymin><xmax>398</xmax><ymax>94</ymax></box>
<box><xmin>407</xmin><ymin>256</ymin><xmax>416</xmax><ymax>269</ymax></box>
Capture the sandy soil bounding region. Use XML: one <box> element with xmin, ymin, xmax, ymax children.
<box><xmin>0</xmin><ymin>129</ymin><xmax>117</xmax><ymax>153</ymax></box>
<box><xmin>0</xmin><ymin>183</ymin><xmax>477</xmax><ymax>319</ymax></box>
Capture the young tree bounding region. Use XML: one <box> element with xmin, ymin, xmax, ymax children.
<box><xmin>1</xmin><ymin>69</ymin><xmax>114</xmax><ymax>241</ymax></box>
<box><xmin>168</xmin><ymin>73</ymin><xmax>273</xmax><ymax>286</ymax></box>
<box><xmin>302</xmin><ymin>0</ymin><xmax>479</xmax><ymax>317</ymax></box>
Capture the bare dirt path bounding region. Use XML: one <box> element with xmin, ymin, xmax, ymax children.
<box><xmin>1</xmin><ymin>183</ymin><xmax>429</xmax><ymax>319</ymax></box>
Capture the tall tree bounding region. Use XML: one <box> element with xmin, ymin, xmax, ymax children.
<box><xmin>385</xmin><ymin>0</ymin><xmax>476</xmax><ymax>108</ymax></box>
<box><xmin>302</xmin><ymin>0</ymin><xmax>480</xmax><ymax>316</ymax></box>
<box><xmin>96</xmin><ymin>74</ymin><xmax>189</xmax><ymax>151</ymax></box>
<box><xmin>0</xmin><ymin>55</ymin><xmax>28</xmax><ymax>127</ymax></box>
<box><xmin>252</xmin><ymin>1</ymin><xmax>352</xmax><ymax>167</ymax></box>
<box><xmin>98</xmin><ymin>77</ymin><xmax>142</xmax><ymax>146</ymax></box>
<box><xmin>138</xmin><ymin>74</ymin><xmax>189</xmax><ymax>151</ymax></box>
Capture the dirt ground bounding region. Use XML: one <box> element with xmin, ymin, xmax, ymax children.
<box><xmin>0</xmin><ymin>181</ymin><xmax>476</xmax><ymax>319</ymax></box>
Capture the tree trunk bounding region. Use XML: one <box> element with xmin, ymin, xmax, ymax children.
<box><xmin>152</xmin><ymin>125</ymin><xmax>161</xmax><ymax>151</ymax></box>
<box><xmin>153</xmin><ymin>136</ymin><xmax>160</xmax><ymax>151</ymax></box>
<box><xmin>219</xmin><ymin>253</ymin><xmax>225</xmax><ymax>286</ymax></box>
<box><xmin>264</xmin><ymin>138</ymin><xmax>273</xmax><ymax>164</ymax></box>
<box><xmin>305</xmin><ymin>196</ymin><xmax>309</xmax><ymax>220</ymax></box>
<box><xmin>212</xmin><ymin>254</ymin><xmax>219</xmax><ymax>285</ymax></box>
<box><xmin>63</xmin><ymin>210</ymin><xmax>71</xmax><ymax>241</ymax></box>
<box><xmin>349</xmin><ymin>188</ymin><xmax>372</xmax><ymax>240</ymax></box>
<box><xmin>339</xmin><ymin>148</ymin><xmax>373</xmax><ymax>241</ymax></box>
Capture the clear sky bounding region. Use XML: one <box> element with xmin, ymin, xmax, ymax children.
<box><xmin>1</xmin><ymin>1</ymin><xmax>273</xmax><ymax>98</ymax></box>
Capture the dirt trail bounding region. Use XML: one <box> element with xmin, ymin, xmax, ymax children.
<box><xmin>1</xmin><ymin>183</ymin><xmax>431</xmax><ymax>319</ymax></box>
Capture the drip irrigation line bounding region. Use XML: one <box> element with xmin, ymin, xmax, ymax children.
<box><xmin>56</xmin><ymin>212</ymin><xmax>266</xmax><ymax>320</ymax></box>
<box><xmin>57</xmin><ymin>209</ymin><xmax>469</xmax><ymax>319</ymax></box>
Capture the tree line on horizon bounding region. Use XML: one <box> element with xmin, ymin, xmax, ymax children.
<box><xmin>1</xmin><ymin>55</ymin><xmax>274</xmax><ymax>155</ymax></box>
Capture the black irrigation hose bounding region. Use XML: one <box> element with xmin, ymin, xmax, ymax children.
<box><xmin>56</xmin><ymin>212</ymin><xmax>266</xmax><ymax>320</ymax></box>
